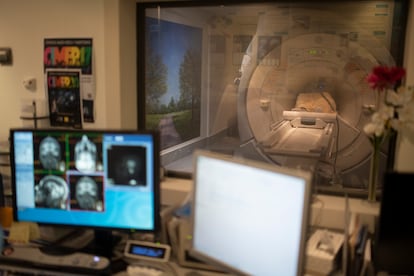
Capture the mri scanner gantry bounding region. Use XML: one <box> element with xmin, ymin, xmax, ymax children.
<box><xmin>236</xmin><ymin>32</ymin><xmax>394</xmax><ymax>188</ymax></box>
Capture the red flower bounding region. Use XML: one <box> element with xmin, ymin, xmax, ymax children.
<box><xmin>366</xmin><ymin>66</ymin><xmax>406</xmax><ymax>90</ymax></box>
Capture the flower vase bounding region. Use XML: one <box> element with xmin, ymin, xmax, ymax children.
<box><xmin>367</xmin><ymin>143</ymin><xmax>380</xmax><ymax>202</ymax></box>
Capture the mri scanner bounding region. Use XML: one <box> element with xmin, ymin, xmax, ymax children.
<box><xmin>235</xmin><ymin>27</ymin><xmax>395</xmax><ymax>190</ymax></box>
<box><xmin>148</xmin><ymin>2</ymin><xmax>402</xmax><ymax>193</ymax></box>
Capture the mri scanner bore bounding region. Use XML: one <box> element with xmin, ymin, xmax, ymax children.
<box><xmin>231</xmin><ymin>6</ymin><xmax>398</xmax><ymax>190</ymax></box>
<box><xmin>236</xmin><ymin>30</ymin><xmax>396</xmax><ymax>189</ymax></box>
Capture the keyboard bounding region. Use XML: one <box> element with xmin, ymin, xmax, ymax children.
<box><xmin>127</xmin><ymin>264</ymin><xmax>165</xmax><ymax>276</ymax></box>
<box><xmin>0</xmin><ymin>245</ymin><xmax>111</xmax><ymax>275</ymax></box>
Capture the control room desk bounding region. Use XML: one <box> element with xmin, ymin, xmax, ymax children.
<box><xmin>0</xmin><ymin>256</ymin><xmax>229</xmax><ymax>276</ymax></box>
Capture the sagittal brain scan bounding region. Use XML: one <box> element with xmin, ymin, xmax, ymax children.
<box><xmin>39</xmin><ymin>136</ymin><xmax>62</xmax><ymax>170</ymax></box>
<box><xmin>107</xmin><ymin>145</ymin><xmax>147</xmax><ymax>186</ymax></box>
<box><xmin>35</xmin><ymin>175</ymin><xmax>68</xmax><ymax>209</ymax></box>
<box><xmin>71</xmin><ymin>176</ymin><xmax>103</xmax><ymax>211</ymax></box>
<box><xmin>74</xmin><ymin>135</ymin><xmax>98</xmax><ymax>173</ymax></box>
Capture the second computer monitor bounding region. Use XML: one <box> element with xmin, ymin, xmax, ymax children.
<box><xmin>189</xmin><ymin>150</ymin><xmax>313</xmax><ymax>276</ymax></box>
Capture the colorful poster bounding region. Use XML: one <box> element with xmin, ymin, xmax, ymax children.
<box><xmin>44</xmin><ymin>38</ymin><xmax>95</xmax><ymax>123</ymax></box>
<box><xmin>46</xmin><ymin>70</ymin><xmax>83</xmax><ymax>128</ymax></box>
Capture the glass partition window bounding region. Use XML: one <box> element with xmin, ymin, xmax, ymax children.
<box><xmin>137</xmin><ymin>1</ymin><xmax>407</xmax><ymax>194</ymax></box>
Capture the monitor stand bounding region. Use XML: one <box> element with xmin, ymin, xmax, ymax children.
<box><xmin>83</xmin><ymin>229</ymin><xmax>122</xmax><ymax>258</ymax></box>
<box><xmin>38</xmin><ymin>228</ymin><xmax>89</xmax><ymax>255</ymax></box>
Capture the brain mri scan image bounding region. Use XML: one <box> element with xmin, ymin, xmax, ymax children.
<box><xmin>107</xmin><ymin>146</ymin><xmax>147</xmax><ymax>186</ymax></box>
<box><xmin>74</xmin><ymin>135</ymin><xmax>97</xmax><ymax>173</ymax></box>
<box><xmin>125</xmin><ymin>159</ymin><xmax>139</xmax><ymax>185</ymax></box>
<box><xmin>74</xmin><ymin>176</ymin><xmax>102</xmax><ymax>211</ymax></box>
<box><xmin>39</xmin><ymin>136</ymin><xmax>62</xmax><ymax>170</ymax></box>
<box><xmin>35</xmin><ymin>175</ymin><xmax>68</xmax><ymax>209</ymax></box>
<box><xmin>114</xmin><ymin>155</ymin><xmax>145</xmax><ymax>186</ymax></box>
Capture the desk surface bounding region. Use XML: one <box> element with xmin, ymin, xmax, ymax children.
<box><xmin>0</xmin><ymin>254</ymin><xmax>229</xmax><ymax>276</ymax></box>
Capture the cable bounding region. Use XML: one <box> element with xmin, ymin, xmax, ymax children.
<box><xmin>342</xmin><ymin>193</ymin><xmax>350</xmax><ymax>276</ymax></box>
<box><xmin>329</xmin><ymin>114</ymin><xmax>341</xmax><ymax>185</ymax></box>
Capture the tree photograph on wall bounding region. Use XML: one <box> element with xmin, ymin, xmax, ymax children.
<box><xmin>145</xmin><ymin>17</ymin><xmax>202</xmax><ymax>149</ymax></box>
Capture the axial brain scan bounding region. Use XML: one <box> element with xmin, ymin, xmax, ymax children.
<box><xmin>75</xmin><ymin>176</ymin><xmax>100</xmax><ymax>210</ymax></box>
<box><xmin>74</xmin><ymin>135</ymin><xmax>97</xmax><ymax>173</ymax></box>
<box><xmin>39</xmin><ymin>136</ymin><xmax>61</xmax><ymax>170</ymax></box>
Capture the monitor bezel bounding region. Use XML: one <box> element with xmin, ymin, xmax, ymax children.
<box><xmin>189</xmin><ymin>149</ymin><xmax>313</xmax><ymax>275</ymax></box>
<box><xmin>9</xmin><ymin>128</ymin><xmax>161</xmax><ymax>234</ymax></box>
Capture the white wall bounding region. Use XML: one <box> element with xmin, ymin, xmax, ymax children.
<box><xmin>0</xmin><ymin>0</ymin><xmax>105</xmax><ymax>144</ymax></box>
<box><xmin>119</xmin><ymin>0</ymin><xmax>138</xmax><ymax>129</ymax></box>
<box><xmin>0</xmin><ymin>0</ymin><xmax>137</xmax><ymax>149</ymax></box>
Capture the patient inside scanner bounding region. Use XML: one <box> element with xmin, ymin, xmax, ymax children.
<box><xmin>259</xmin><ymin>91</ymin><xmax>337</xmax><ymax>160</ymax></box>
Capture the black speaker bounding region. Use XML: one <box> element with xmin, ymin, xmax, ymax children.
<box><xmin>374</xmin><ymin>171</ymin><xmax>414</xmax><ymax>275</ymax></box>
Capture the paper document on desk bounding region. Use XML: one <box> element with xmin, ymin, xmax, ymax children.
<box><xmin>8</xmin><ymin>222</ymin><xmax>40</xmax><ymax>244</ymax></box>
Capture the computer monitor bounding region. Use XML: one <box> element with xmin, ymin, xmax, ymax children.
<box><xmin>189</xmin><ymin>150</ymin><xmax>313</xmax><ymax>276</ymax></box>
<box><xmin>9</xmin><ymin>128</ymin><xmax>160</xmax><ymax>256</ymax></box>
<box><xmin>374</xmin><ymin>171</ymin><xmax>414</xmax><ymax>274</ymax></box>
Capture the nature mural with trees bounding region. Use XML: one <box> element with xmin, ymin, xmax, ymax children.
<box><xmin>145</xmin><ymin>18</ymin><xmax>202</xmax><ymax>149</ymax></box>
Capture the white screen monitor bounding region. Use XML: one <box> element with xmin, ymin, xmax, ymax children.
<box><xmin>189</xmin><ymin>150</ymin><xmax>313</xmax><ymax>276</ymax></box>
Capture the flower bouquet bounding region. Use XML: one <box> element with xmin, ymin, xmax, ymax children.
<box><xmin>364</xmin><ymin>65</ymin><xmax>413</xmax><ymax>201</ymax></box>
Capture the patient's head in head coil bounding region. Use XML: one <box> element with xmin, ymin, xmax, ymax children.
<box><xmin>293</xmin><ymin>92</ymin><xmax>337</xmax><ymax>113</ymax></box>
<box><xmin>75</xmin><ymin>135</ymin><xmax>97</xmax><ymax>173</ymax></box>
